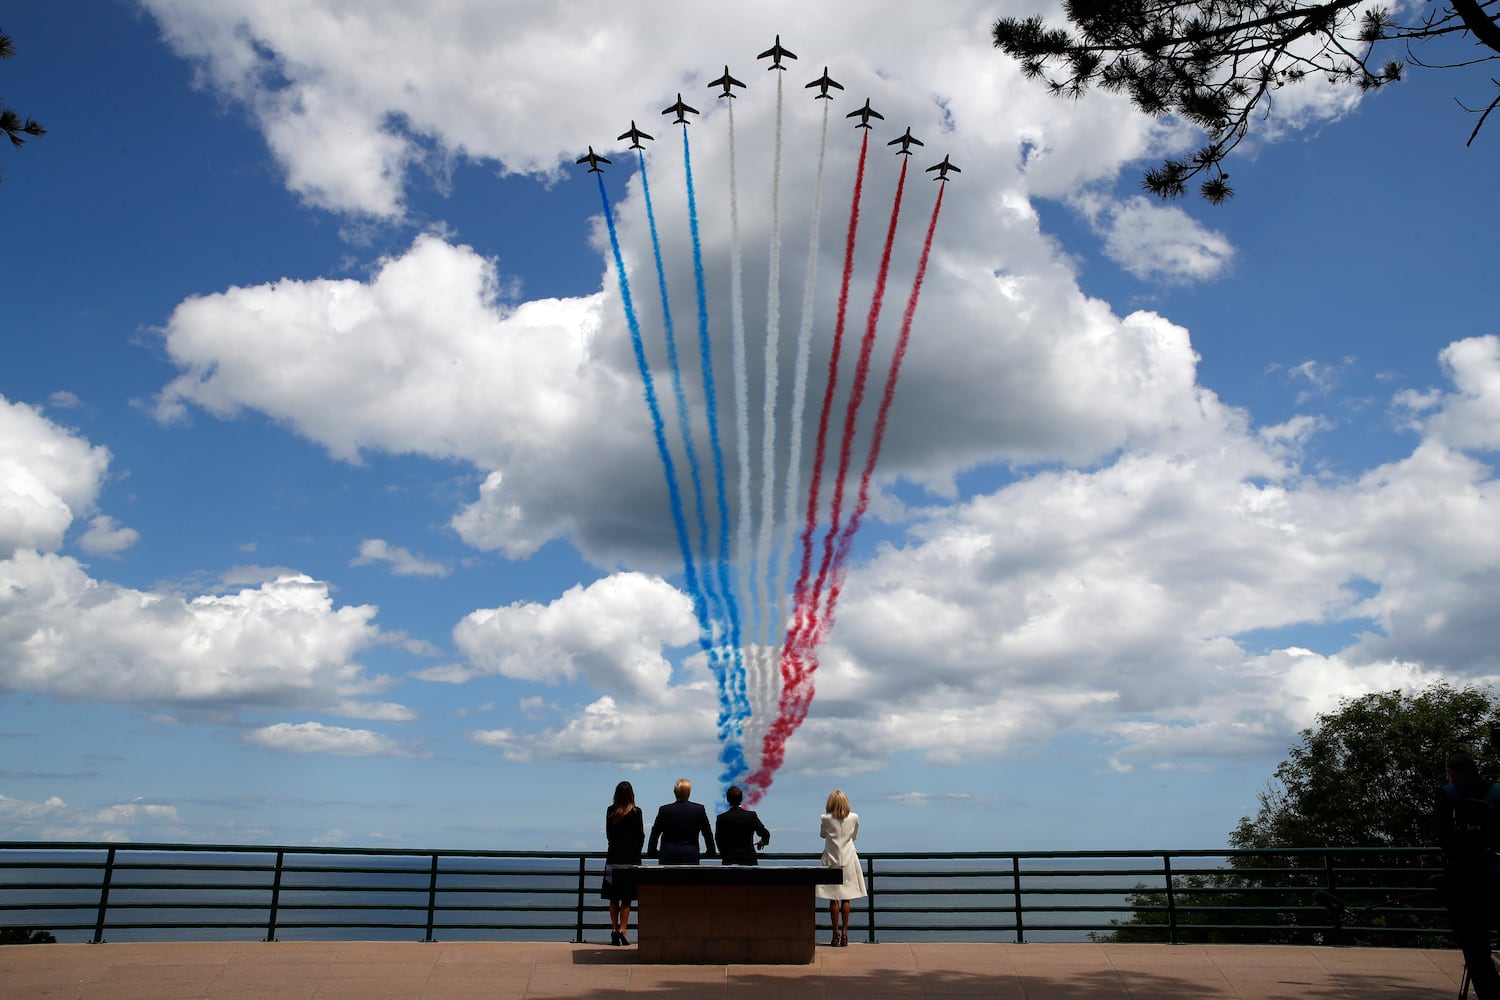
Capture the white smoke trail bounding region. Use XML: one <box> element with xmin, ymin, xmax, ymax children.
<box><xmin>739</xmin><ymin>642</ymin><xmax>781</xmax><ymax>778</ymax></box>
<box><xmin>755</xmin><ymin>71</ymin><xmax>785</xmax><ymax>656</ymax></box>
<box><xmin>775</xmin><ymin>98</ymin><xmax>831</xmax><ymax>658</ymax></box>
<box><xmin>727</xmin><ymin>93</ymin><xmax>757</xmax><ymax>665</ymax></box>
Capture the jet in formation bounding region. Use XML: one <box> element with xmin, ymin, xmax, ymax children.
<box><xmin>805</xmin><ymin>67</ymin><xmax>844</xmax><ymax>100</ymax></box>
<box><xmin>925</xmin><ymin>155</ymin><xmax>961</xmax><ymax>182</ymax></box>
<box><xmin>662</xmin><ymin>93</ymin><xmax>700</xmax><ymax>124</ymax></box>
<box><xmin>709</xmin><ymin>66</ymin><xmax>747</xmax><ymax>99</ymax></box>
<box><xmin>617</xmin><ymin>121</ymin><xmax>654</xmax><ymax>149</ymax></box>
<box><xmin>846</xmin><ymin>98</ymin><xmax>884</xmax><ymax>129</ymax></box>
<box><xmin>888</xmin><ymin>127</ymin><xmax>924</xmax><ymax>156</ymax></box>
<box><xmin>576</xmin><ymin>146</ymin><xmax>611</xmax><ymax>173</ymax></box>
<box><xmin>757</xmin><ymin>35</ymin><xmax>797</xmax><ymax>70</ymax></box>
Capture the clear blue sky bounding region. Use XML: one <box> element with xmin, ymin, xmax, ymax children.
<box><xmin>2</xmin><ymin>1</ymin><xmax>1497</xmax><ymax>855</ymax></box>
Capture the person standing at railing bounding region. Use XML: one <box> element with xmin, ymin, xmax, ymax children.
<box><xmin>647</xmin><ymin>777</ymin><xmax>716</xmax><ymax>865</ymax></box>
<box><xmin>816</xmin><ymin>789</ymin><xmax>865</xmax><ymax>947</ymax></box>
<box><xmin>714</xmin><ymin>785</ymin><xmax>771</xmax><ymax>865</ymax></box>
<box><xmin>601</xmin><ymin>780</ymin><xmax>645</xmax><ymax>946</ymax></box>
<box><xmin>1434</xmin><ymin>750</ymin><xmax>1500</xmax><ymax>998</ymax></box>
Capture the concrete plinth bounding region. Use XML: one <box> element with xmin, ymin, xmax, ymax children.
<box><xmin>610</xmin><ymin>864</ymin><xmax>842</xmax><ymax>964</ymax></box>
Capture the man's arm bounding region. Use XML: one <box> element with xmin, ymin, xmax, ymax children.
<box><xmin>647</xmin><ymin>810</ymin><xmax>662</xmax><ymax>857</ymax></box>
<box><xmin>754</xmin><ymin>813</ymin><xmax>770</xmax><ymax>849</ymax></box>
<box><xmin>699</xmin><ymin>806</ymin><xmax>716</xmax><ymax>856</ymax></box>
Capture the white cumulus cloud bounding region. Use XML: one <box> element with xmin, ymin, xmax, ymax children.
<box><xmin>0</xmin><ymin>395</ymin><xmax>112</xmax><ymax>559</ymax></box>
<box><xmin>78</xmin><ymin>514</ymin><xmax>140</xmax><ymax>556</ymax></box>
<box><xmin>453</xmin><ymin>572</ymin><xmax>697</xmax><ymax>696</ymax></box>
<box><xmin>245</xmin><ymin>721</ymin><xmax>426</xmax><ymax>757</ymax></box>
<box><xmin>0</xmin><ymin>554</ymin><xmax>396</xmax><ymax>714</ymax></box>
<box><xmin>351</xmin><ymin>538</ymin><xmax>448</xmax><ymax>577</ymax></box>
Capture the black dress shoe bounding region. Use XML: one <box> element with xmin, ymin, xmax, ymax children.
<box><xmin>610</xmin><ymin>931</ymin><xmax>622</xmax><ymax>946</ymax></box>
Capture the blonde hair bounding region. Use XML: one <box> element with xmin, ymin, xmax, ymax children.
<box><xmin>825</xmin><ymin>789</ymin><xmax>850</xmax><ymax>819</ymax></box>
<box><xmin>674</xmin><ymin>778</ymin><xmax>693</xmax><ymax>801</ymax></box>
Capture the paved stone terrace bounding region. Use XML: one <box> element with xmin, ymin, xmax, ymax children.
<box><xmin>0</xmin><ymin>940</ymin><xmax>1472</xmax><ymax>998</ymax></box>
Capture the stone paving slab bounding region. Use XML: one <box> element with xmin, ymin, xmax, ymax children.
<box><xmin>0</xmin><ymin>940</ymin><xmax>1473</xmax><ymax>998</ymax></box>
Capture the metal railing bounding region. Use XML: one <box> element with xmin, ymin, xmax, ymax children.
<box><xmin>0</xmin><ymin>841</ymin><xmax>1450</xmax><ymax>945</ymax></box>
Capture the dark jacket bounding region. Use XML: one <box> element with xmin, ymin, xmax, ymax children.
<box><xmin>605</xmin><ymin>806</ymin><xmax>645</xmax><ymax>865</ymax></box>
<box><xmin>601</xmin><ymin>806</ymin><xmax>644</xmax><ymax>901</ymax></box>
<box><xmin>1435</xmin><ymin>778</ymin><xmax>1500</xmax><ymax>872</ymax></box>
<box><xmin>714</xmin><ymin>805</ymin><xmax>770</xmax><ymax>865</ymax></box>
<box><xmin>648</xmin><ymin>800</ymin><xmax>715</xmax><ymax>864</ymax></box>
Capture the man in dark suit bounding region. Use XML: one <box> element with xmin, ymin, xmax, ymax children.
<box><xmin>714</xmin><ymin>785</ymin><xmax>770</xmax><ymax>865</ymax></box>
<box><xmin>647</xmin><ymin>778</ymin><xmax>716</xmax><ymax>864</ymax></box>
<box><xmin>1435</xmin><ymin>751</ymin><xmax>1500</xmax><ymax>998</ymax></box>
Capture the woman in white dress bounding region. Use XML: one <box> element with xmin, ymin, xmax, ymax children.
<box><xmin>815</xmin><ymin>789</ymin><xmax>866</xmax><ymax>946</ymax></box>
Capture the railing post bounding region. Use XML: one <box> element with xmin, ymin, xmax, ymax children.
<box><xmin>92</xmin><ymin>847</ymin><xmax>116</xmax><ymax>944</ymax></box>
<box><xmin>865</xmin><ymin>855</ymin><xmax>876</xmax><ymax>943</ymax></box>
<box><xmin>424</xmin><ymin>853</ymin><xmax>440</xmax><ymax>942</ymax></box>
<box><xmin>1322</xmin><ymin>852</ymin><xmax>1338</xmax><ymax>898</ymax></box>
<box><xmin>1163</xmin><ymin>854</ymin><xmax>1178</xmax><ymax>945</ymax></box>
<box><xmin>266</xmin><ymin>850</ymin><xmax>285</xmax><ymax>942</ymax></box>
<box><xmin>1011</xmin><ymin>855</ymin><xmax>1024</xmax><ymax>944</ymax></box>
<box><xmin>1322</xmin><ymin>852</ymin><xmax>1342</xmax><ymax>942</ymax></box>
<box><xmin>575</xmin><ymin>856</ymin><xmax>587</xmax><ymax>944</ymax></box>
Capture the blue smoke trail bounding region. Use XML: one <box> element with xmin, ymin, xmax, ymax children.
<box><xmin>682</xmin><ymin>125</ymin><xmax>750</xmax><ymax>785</ymax></box>
<box><xmin>596</xmin><ymin>171</ymin><xmax>733</xmax><ymax>771</ymax></box>
<box><xmin>637</xmin><ymin>149</ymin><xmax>726</xmax><ymax>685</ymax></box>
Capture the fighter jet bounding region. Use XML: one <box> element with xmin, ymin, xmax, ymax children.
<box><xmin>576</xmin><ymin>146</ymin><xmax>611</xmax><ymax>173</ymax></box>
<box><xmin>708</xmin><ymin>66</ymin><xmax>747</xmax><ymax>99</ymax></box>
<box><xmin>846</xmin><ymin>99</ymin><xmax>884</xmax><ymax>129</ymax></box>
<box><xmin>925</xmin><ymin>155</ymin><xmax>961</xmax><ymax>182</ymax></box>
<box><xmin>617</xmin><ymin>120</ymin><xmax>654</xmax><ymax>150</ymax></box>
<box><xmin>888</xmin><ymin>127</ymin><xmax>924</xmax><ymax>156</ymax></box>
<box><xmin>805</xmin><ymin>67</ymin><xmax>844</xmax><ymax>100</ymax></box>
<box><xmin>757</xmin><ymin>34</ymin><xmax>797</xmax><ymax>70</ymax></box>
<box><xmin>662</xmin><ymin>93</ymin><xmax>700</xmax><ymax>124</ymax></box>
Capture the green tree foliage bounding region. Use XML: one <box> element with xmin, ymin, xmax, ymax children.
<box><xmin>1097</xmin><ymin>685</ymin><xmax>1500</xmax><ymax>943</ymax></box>
<box><xmin>1</xmin><ymin>26</ymin><xmax>46</xmax><ymax>182</ymax></box>
<box><xmin>1232</xmin><ymin>685</ymin><xmax>1500</xmax><ymax>851</ymax></box>
<box><xmin>993</xmin><ymin>0</ymin><xmax>1500</xmax><ymax>202</ymax></box>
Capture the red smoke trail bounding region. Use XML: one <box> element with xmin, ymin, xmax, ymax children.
<box><xmin>785</xmin><ymin>130</ymin><xmax>868</xmax><ymax>655</ymax></box>
<box><xmin>747</xmin><ymin>151</ymin><xmax>912</xmax><ymax>804</ymax></box>
<box><xmin>798</xmin><ymin>156</ymin><xmax>909</xmax><ymax>667</ymax></box>
<box><xmin>819</xmin><ymin>184</ymin><xmax>946</xmax><ymax>644</ymax></box>
<box><xmin>745</xmin><ymin>130</ymin><xmax>869</xmax><ymax>801</ymax></box>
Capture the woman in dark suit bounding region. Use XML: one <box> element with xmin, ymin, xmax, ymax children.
<box><xmin>600</xmin><ymin>780</ymin><xmax>644</xmax><ymax>945</ymax></box>
<box><xmin>647</xmin><ymin>777</ymin><xmax>716</xmax><ymax>864</ymax></box>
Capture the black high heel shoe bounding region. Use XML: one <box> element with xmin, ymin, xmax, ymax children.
<box><xmin>610</xmin><ymin>931</ymin><xmax>622</xmax><ymax>946</ymax></box>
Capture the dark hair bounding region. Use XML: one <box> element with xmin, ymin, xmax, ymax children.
<box><xmin>1447</xmin><ymin>751</ymin><xmax>1492</xmax><ymax>797</ymax></box>
<box><xmin>609</xmin><ymin>780</ymin><xmax>636</xmax><ymax>821</ymax></box>
<box><xmin>1449</xmin><ymin>752</ymin><xmax>1480</xmax><ymax>778</ymax></box>
<box><xmin>726</xmin><ymin>785</ymin><xmax>743</xmax><ymax>806</ymax></box>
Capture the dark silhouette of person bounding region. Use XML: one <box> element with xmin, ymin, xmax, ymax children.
<box><xmin>647</xmin><ymin>777</ymin><xmax>715</xmax><ymax>864</ymax></box>
<box><xmin>600</xmin><ymin>780</ymin><xmax>644</xmax><ymax>946</ymax></box>
<box><xmin>714</xmin><ymin>785</ymin><xmax>770</xmax><ymax>865</ymax></box>
<box><xmin>1434</xmin><ymin>750</ymin><xmax>1500</xmax><ymax>998</ymax></box>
